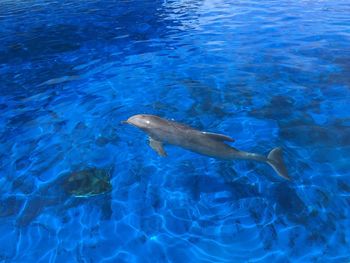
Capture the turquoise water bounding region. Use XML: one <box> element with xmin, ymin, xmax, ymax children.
<box><xmin>1</xmin><ymin>0</ymin><xmax>350</xmax><ymax>262</ymax></box>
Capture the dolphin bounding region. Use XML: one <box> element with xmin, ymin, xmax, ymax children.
<box><xmin>124</xmin><ymin>114</ymin><xmax>290</xmax><ymax>180</ymax></box>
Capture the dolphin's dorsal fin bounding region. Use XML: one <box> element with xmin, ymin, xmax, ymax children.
<box><xmin>149</xmin><ymin>138</ymin><xmax>167</xmax><ymax>157</ymax></box>
<box><xmin>202</xmin><ymin>132</ymin><xmax>235</xmax><ymax>142</ymax></box>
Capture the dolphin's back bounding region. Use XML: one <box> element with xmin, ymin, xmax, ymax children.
<box><xmin>149</xmin><ymin>119</ymin><xmax>238</xmax><ymax>159</ymax></box>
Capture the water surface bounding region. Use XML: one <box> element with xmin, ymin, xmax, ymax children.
<box><xmin>0</xmin><ymin>0</ymin><xmax>350</xmax><ymax>262</ymax></box>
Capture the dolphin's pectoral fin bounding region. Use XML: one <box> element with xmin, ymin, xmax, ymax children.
<box><xmin>149</xmin><ymin>138</ymin><xmax>167</xmax><ymax>157</ymax></box>
<box><xmin>202</xmin><ymin>132</ymin><xmax>235</xmax><ymax>142</ymax></box>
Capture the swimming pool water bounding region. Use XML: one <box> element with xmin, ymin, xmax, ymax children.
<box><xmin>1</xmin><ymin>0</ymin><xmax>350</xmax><ymax>262</ymax></box>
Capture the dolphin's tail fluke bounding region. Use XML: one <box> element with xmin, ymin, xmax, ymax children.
<box><xmin>267</xmin><ymin>147</ymin><xmax>290</xmax><ymax>180</ymax></box>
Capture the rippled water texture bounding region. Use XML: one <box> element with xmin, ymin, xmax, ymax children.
<box><xmin>1</xmin><ymin>0</ymin><xmax>350</xmax><ymax>262</ymax></box>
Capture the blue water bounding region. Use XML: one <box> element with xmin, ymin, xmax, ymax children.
<box><xmin>1</xmin><ymin>0</ymin><xmax>350</xmax><ymax>262</ymax></box>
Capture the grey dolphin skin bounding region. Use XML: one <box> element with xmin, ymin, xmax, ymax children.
<box><xmin>124</xmin><ymin>114</ymin><xmax>290</xmax><ymax>180</ymax></box>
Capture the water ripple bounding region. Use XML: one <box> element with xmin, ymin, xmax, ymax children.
<box><xmin>1</xmin><ymin>0</ymin><xmax>350</xmax><ymax>262</ymax></box>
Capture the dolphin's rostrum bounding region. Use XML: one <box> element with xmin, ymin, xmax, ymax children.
<box><xmin>124</xmin><ymin>114</ymin><xmax>290</xmax><ymax>180</ymax></box>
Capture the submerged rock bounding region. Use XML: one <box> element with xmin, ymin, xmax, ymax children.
<box><xmin>16</xmin><ymin>167</ymin><xmax>113</xmax><ymax>226</ymax></box>
<box><xmin>62</xmin><ymin>168</ymin><xmax>112</xmax><ymax>197</ymax></box>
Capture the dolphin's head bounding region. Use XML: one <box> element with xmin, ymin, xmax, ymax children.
<box><xmin>124</xmin><ymin>114</ymin><xmax>161</xmax><ymax>131</ymax></box>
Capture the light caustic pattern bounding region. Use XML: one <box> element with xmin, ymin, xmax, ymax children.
<box><xmin>0</xmin><ymin>0</ymin><xmax>349</xmax><ymax>262</ymax></box>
